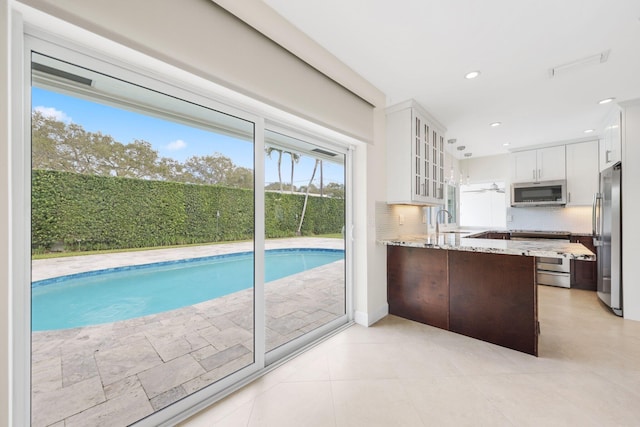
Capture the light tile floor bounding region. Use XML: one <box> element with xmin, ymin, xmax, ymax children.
<box><xmin>181</xmin><ymin>285</ymin><xmax>640</xmax><ymax>427</ymax></box>
<box><xmin>30</xmin><ymin>238</ymin><xmax>344</xmax><ymax>426</ymax></box>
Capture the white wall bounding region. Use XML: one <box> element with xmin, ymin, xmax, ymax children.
<box><xmin>362</xmin><ymin>106</ymin><xmax>389</xmax><ymax>325</ymax></box>
<box><xmin>460</xmin><ymin>154</ymin><xmax>509</xmax><ymax>185</ymax></box>
<box><xmin>621</xmin><ymin>99</ymin><xmax>640</xmax><ymax>321</ymax></box>
<box><xmin>19</xmin><ymin>0</ymin><xmax>375</xmax><ymax>142</ymax></box>
<box><xmin>1</xmin><ymin>1</ymin><xmax>10</xmax><ymax>425</ymax></box>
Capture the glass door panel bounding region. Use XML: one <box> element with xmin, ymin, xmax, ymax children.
<box><xmin>30</xmin><ymin>52</ymin><xmax>255</xmax><ymax>426</ymax></box>
<box><xmin>264</xmin><ymin>130</ymin><xmax>346</xmax><ymax>353</ymax></box>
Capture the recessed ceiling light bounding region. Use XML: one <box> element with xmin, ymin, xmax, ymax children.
<box><xmin>447</xmin><ymin>138</ymin><xmax>457</xmax><ymax>144</ymax></box>
<box><xmin>598</xmin><ymin>97</ymin><xmax>615</xmax><ymax>104</ymax></box>
<box><xmin>584</xmin><ymin>129</ymin><xmax>595</xmax><ymax>134</ymax></box>
<box><xmin>464</xmin><ymin>153</ymin><xmax>473</xmax><ymax>157</ymax></box>
<box><xmin>465</xmin><ymin>71</ymin><xmax>481</xmax><ymax>79</ymax></box>
<box><xmin>490</xmin><ymin>122</ymin><xmax>501</xmax><ymax>127</ymax></box>
<box><xmin>456</xmin><ymin>145</ymin><xmax>466</xmax><ymax>151</ymax></box>
<box><xmin>503</xmin><ymin>142</ymin><xmax>510</xmax><ymax>146</ymax></box>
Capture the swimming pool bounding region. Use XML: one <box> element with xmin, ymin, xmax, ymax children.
<box><xmin>31</xmin><ymin>248</ymin><xmax>344</xmax><ymax>331</ymax></box>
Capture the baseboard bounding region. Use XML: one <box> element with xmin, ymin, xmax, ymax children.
<box><xmin>354</xmin><ymin>303</ymin><xmax>389</xmax><ymax>327</ymax></box>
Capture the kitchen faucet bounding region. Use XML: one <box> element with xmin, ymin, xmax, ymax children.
<box><xmin>435</xmin><ymin>209</ymin><xmax>452</xmax><ymax>234</ymax></box>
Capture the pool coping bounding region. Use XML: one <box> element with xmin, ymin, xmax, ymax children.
<box><xmin>32</xmin><ymin>247</ymin><xmax>345</xmax><ymax>288</ymax></box>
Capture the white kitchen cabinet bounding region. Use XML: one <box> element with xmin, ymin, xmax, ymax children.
<box><xmin>386</xmin><ymin>100</ymin><xmax>446</xmax><ymax>205</ymax></box>
<box><xmin>511</xmin><ymin>145</ymin><xmax>566</xmax><ymax>183</ymax></box>
<box><xmin>566</xmin><ymin>140</ymin><xmax>599</xmax><ymax>205</ymax></box>
<box><xmin>600</xmin><ymin>108</ymin><xmax>621</xmax><ymax>171</ymax></box>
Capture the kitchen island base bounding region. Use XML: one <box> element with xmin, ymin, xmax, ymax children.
<box><xmin>388</xmin><ymin>245</ymin><xmax>538</xmax><ymax>356</ymax></box>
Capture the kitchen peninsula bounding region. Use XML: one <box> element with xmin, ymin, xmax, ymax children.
<box><xmin>381</xmin><ymin>232</ymin><xmax>595</xmax><ymax>356</ymax></box>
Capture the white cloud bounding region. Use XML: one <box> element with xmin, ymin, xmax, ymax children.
<box><xmin>33</xmin><ymin>106</ymin><xmax>72</xmax><ymax>123</ymax></box>
<box><xmin>166</xmin><ymin>139</ymin><xmax>187</xmax><ymax>151</ymax></box>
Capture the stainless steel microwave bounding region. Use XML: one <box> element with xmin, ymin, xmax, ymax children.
<box><xmin>511</xmin><ymin>180</ymin><xmax>567</xmax><ymax>207</ymax></box>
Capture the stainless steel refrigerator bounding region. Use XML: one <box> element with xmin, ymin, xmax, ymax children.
<box><xmin>593</xmin><ymin>162</ymin><xmax>622</xmax><ymax>316</ymax></box>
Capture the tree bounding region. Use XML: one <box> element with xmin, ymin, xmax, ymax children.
<box><xmin>157</xmin><ymin>157</ymin><xmax>187</xmax><ymax>182</ymax></box>
<box><xmin>32</xmin><ymin>111</ymin><xmax>169</xmax><ymax>180</ymax></box>
<box><xmin>265</xmin><ymin>182</ymin><xmax>284</xmax><ymax>191</ymax></box>
<box><xmin>183</xmin><ymin>154</ymin><xmax>235</xmax><ymax>185</ymax></box>
<box><xmin>297</xmin><ymin>158</ymin><xmax>320</xmax><ymax>235</ymax></box>
<box><xmin>319</xmin><ymin>160</ymin><xmax>323</xmax><ymax>197</ymax></box>
<box><xmin>323</xmin><ymin>182</ymin><xmax>345</xmax><ymax>199</ymax></box>
<box><xmin>106</xmin><ymin>139</ymin><xmax>165</xmax><ymax>180</ymax></box>
<box><xmin>297</xmin><ymin>184</ymin><xmax>318</xmax><ymax>194</ymax></box>
<box><xmin>31</xmin><ymin>110</ymin><xmax>255</xmax><ymax>188</ymax></box>
<box><xmin>289</xmin><ymin>152</ymin><xmax>300</xmax><ymax>193</ymax></box>
<box><xmin>265</xmin><ymin>147</ymin><xmax>283</xmax><ymax>192</ymax></box>
<box><xmin>31</xmin><ymin>111</ymin><xmax>69</xmax><ymax>171</ymax></box>
<box><xmin>226</xmin><ymin>167</ymin><xmax>253</xmax><ymax>189</ymax></box>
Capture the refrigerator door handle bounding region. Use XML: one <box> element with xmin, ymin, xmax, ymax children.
<box><xmin>593</xmin><ymin>193</ymin><xmax>602</xmax><ymax>243</ymax></box>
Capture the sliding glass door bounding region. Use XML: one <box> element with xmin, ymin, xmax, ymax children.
<box><xmin>30</xmin><ymin>52</ymin><xmax>256</xmax><ymax>426</ymax></box>
<box><xmin>25</xmin><ymin>39</ymin><xmax>352</xmax><ymax>426</ymax></box>
<box><xmin>264</xmin><ymin>130</ymin><xmax>347</xmax><ymax>357</ymax></box>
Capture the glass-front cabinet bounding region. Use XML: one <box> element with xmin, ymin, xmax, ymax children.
<box><xmin>386</xmin><ymin>100</ymin><xmax>446</xmax><ymax>205</ymax></box>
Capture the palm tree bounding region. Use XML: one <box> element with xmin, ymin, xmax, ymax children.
<box><xmin>289</xmin><ymin>152</ymin><xmax>300</xmax><ymax>193</ymax></box>
<box><xmin>265</xmin><ymin>147</ymin><xmax>283</xmax><ymax>192</ymax></box>
<box><xmin>319</xmin><ymin>159</ymin><xmax>324</xmax><ymax>197</ymax></box>
<box><xmin>297</xmin><ymin>158</ymin><xmax>320</xmax><ymax>235</ymax></box>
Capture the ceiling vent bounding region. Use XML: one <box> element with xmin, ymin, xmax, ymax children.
<box><xmin>548</xmin><ymin>50</ymin><xmax>610</xmax><ymax>78</ymax></box>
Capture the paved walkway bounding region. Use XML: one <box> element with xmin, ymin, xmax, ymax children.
<box><xmin>30</xmin><ymin>238</ymin><xmax>345</xmax><ymax>427</ymax></box>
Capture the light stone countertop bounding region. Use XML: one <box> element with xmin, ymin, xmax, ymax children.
<box><xmin>379</xmin><ymin>233</ymin><xmax>596</xmax><ymax>261</ymax></box>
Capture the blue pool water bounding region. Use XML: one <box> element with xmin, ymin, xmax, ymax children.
<box><xmin>32</xmin><ymin>248</ymin><xmax>343</xmax><ymax>331</ymax></box>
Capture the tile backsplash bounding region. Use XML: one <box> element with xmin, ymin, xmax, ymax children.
<box><xmin>507</xmin><ymin>205</ymin><xmax>592</xmax><ymax>233</ymax></box>
<box><xmin>376</xmin><ymin>202</ymin><xmax>428</xmax><ymax>240</ymax></box>
<box><xmin>376</xmin><ymin>202</ymin><xmax>593</xmax><ymax>239</ymax></box>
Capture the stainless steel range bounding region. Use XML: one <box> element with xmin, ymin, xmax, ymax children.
<box><xmin>510</xmin><ymin>231</ymin><xmax>571</xmax><ymax>288</ymax></box>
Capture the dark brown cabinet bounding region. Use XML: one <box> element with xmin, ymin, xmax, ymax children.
<box><xmin>387</xmin><ymin>246</ymin><xmax>449</xmax><ymax>329</ymax></box>
<box><xmin>570</xmin><ymin>235</ymin><xmax>597</xmax><ymax>291</ymax></box>
<box><xmin>469</xmin><ymin>231</ymin><xmax>596</xmax><ymax>291</ymax></box>
<box><xmin>387</xmin><ymin>245</ymin><xmax>538</xmax><ymax>356</ymax></box>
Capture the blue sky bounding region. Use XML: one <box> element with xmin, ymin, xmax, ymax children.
<box><xmin>32</xmin><ymin>87</ymin><xmax>344</xmax><ymax>187</ymax></box>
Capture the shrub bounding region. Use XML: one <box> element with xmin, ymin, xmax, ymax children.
<box><xmin>31</xmin><ymin>170</ymin><xmax>344</xmax><ymax>253</ymax></box>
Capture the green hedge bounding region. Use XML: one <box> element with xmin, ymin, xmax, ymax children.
<box><xmin>31</xmin><ymin>170</ymin><xmax>344</xmax><ymax>253</ymax></box>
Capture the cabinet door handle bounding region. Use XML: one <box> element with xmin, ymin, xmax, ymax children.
<box><xmin>538</xmin><ymin>169</ymin><xmax>542</xmax><ymax>179</ymax></box>
<box><xmin>568</xmin><ymin>192</ymin><xmax>571</xmax><ymax>203</ymax></box>
<box><xmin>606</xmin><ymin>150</ymin><xmax>612</xmax><ymax>163</ymax></box>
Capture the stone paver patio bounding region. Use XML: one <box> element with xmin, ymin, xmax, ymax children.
<box><xmin>31</xmin><ymin>238</ymin><xmax>345</xmax><ymax>426</ymax></box>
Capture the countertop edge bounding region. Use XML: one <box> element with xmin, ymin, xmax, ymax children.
<box><xmin>378</xmin><ymin>235</ymin><xmax>596</xmax><ymax>261</ymax></box>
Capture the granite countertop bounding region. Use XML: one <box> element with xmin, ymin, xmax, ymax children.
<box><xmin>379</xmin><ymin>232</ymin><xmax>596</xmax><ymax>261</ymax></box>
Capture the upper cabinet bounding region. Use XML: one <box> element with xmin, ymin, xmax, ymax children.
<box><xmin>600</xmin><ymin>108</ymin><xmax>622</xmax><ymax>171</ymax></box>
<box><xmin>511</xmin><ymin>145</ymin><xmax>566</xmax><ymax>183</ymax></box>
<box><xmin>386</xmin><ymin>100</ymin><xmax>446</xmax><ymax>205</ymax></box>
<box><xmin>566</xmin><ymin>140</ymin><xmax>599</xmax><ymax>206</ymax></box>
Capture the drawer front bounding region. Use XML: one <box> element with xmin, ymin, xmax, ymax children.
<box><xmin>538</xmin><ymin>271</ymin><xmax>570</xmax><ymax>288</ymax></box>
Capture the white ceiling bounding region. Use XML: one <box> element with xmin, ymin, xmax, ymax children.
<box><xmin>262</xmin><ymin>0</ymin><xmax>640</xmax><ymax>158</ymax></box>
